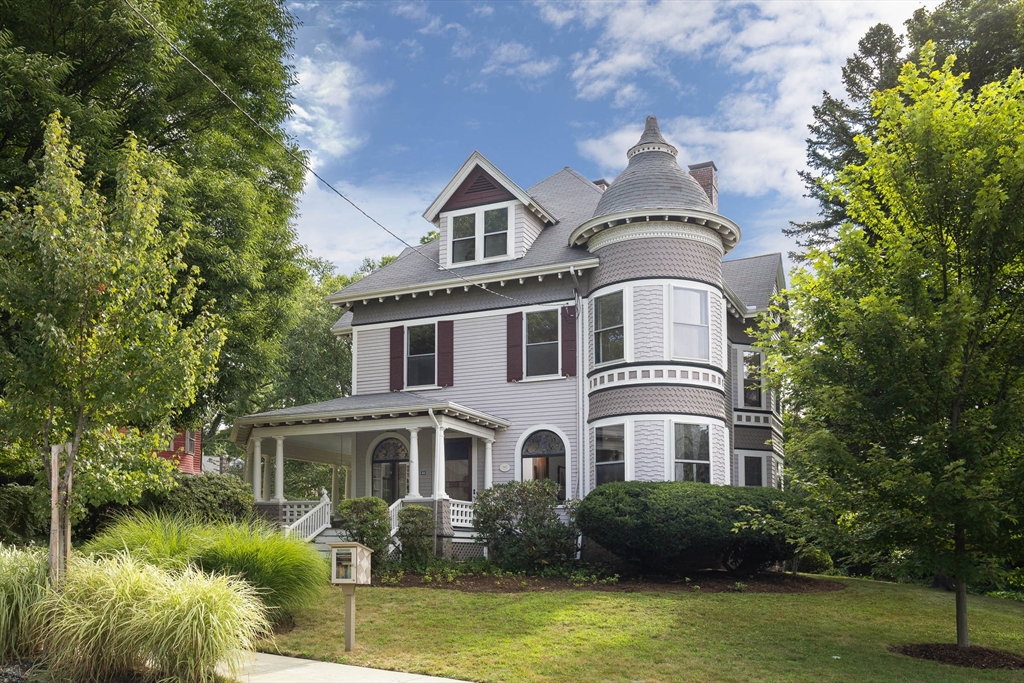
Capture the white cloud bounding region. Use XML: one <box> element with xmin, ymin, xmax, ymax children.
<box><xmin>568</xmin><ymin>1</ymin><xmax>940</xmax><ymax>205</ymax></box>
<box><xmin>471</xmin><ymin>5</ymin><xmax>494</xmax><ymax>17</ymax></box>
<box><xmin>293</xmin><ymin>171</ymin><xmax>443</xmax><ymax>274</ymax></box>
<box><xmin>482</xmin><ymin>41</ymin><xmax>560</xmax><ymax>80</ymax></box>
<box><xmin>288</xmin><ymin>57</ymin><xmax>392</xmax><ymax>161</ymax></box>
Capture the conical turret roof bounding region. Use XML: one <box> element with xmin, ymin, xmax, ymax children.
<box><xmin>593</xmin><ymin>116</ymin><xmax>713</xmax><ymax>218</ymax></box>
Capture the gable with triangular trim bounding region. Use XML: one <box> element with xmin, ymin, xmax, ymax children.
<box><xmin>440</xmin><ymin>168</ymin><xmax>516</xmax><ymax>213</ymax></box>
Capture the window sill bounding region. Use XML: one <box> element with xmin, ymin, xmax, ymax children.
<box><xmin>671</xmin><ymin>355</ymin><xmax>711</xmax><ymax>364</ymax></box>
<box><xmin>405</xmin><ymin>385</ymin><xmax>441</xmax><ymax>391</ymax></box>
<box><xmin>592</xmin><ymin>359</ymin><xmax>625</xmax><ymax>371</ymax></box>
<box><xmin>517</xmin><ymin>374</ymin><xmax>568</xmax><ymax>384</ymax></box>
<box><xmin>445</xmin><ymin>254</ymin><xmax>515</xmax><ymax>269</ymax></box>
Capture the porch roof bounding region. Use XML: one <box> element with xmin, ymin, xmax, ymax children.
<box><xmin>230</xmin><ymin>392</ymin><xmax>511</xmax><ymax>447</ymax></box>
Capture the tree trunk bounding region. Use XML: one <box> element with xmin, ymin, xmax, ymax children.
<box><xmin>954</xmin><ymin>524</ymin><xmax>969</xmax><ymax>648</ymax></box>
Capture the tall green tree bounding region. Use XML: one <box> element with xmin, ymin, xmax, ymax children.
<box><xmin>0</xmin><ymin>0</ymin><xmax>307</xmax><ymax>437</ymax></box>
<box><xmin>0</xmin><ymin>114</ymin><xmax>223</xmax><ymax>576</ymax></box>
<box><xmin>763</xmin><ymin>48</ymin><xmax>1024</xmax><ymax>647</ymax></box>
<box><xmin>788</xmin><ymin>0</ymin><xmax>1024</xmax><ymax>253</ymax></box>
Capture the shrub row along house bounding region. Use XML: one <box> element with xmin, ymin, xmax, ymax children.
<box><xmin>230</xmin><ymin>117</ymin><xmax>785</xmax><ymax>556</ymax></box>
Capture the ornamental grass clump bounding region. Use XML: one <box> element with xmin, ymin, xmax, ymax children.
<box><xmin>37</xmin><ymin>554</ymin><xmax>267</xmax><ymax>683</ymax></box>
<box><xmin>0</xmin><ymin>545</ymin><xmax>47</xmax><ymax>660</ymax></box>
<box><xmin>82</xmin><ymin>510</ymin><xmax>201</xmax><ymax>570</ymax></box>
<box><xmin>195</xmin><ymin>519</ymin><xmax>327</xmax><ymax>614</ymax></box>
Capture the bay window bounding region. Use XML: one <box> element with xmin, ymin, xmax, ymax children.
<box><xmin>595</xmin><ymin>425</ymin><xmax>625</xmax><ymax>485</ymax></box>
<box><xmin>594</xmin><ymin>291</ymin><xmax>624</xmax><ymax>365</ymax></box>
<box><xmin>743</xmin><ymin>350</ymin><xmax>763</xmax><ymax>407</ymax></box>
<box><xmin>673</xmin><ymin>287</ymin><xmax>709</xmax><ymax>360</ymax></box>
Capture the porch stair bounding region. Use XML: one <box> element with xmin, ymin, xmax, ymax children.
<box><xmin>311</xmin><ymin>525</ymin><xmax>349</xmax><ymax>558</ymax></box>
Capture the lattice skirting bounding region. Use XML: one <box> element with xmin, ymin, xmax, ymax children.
<box><xmin>451</xmin><ymin>541</ymin><xmax>486</xmax><ymax>561</ymax></box>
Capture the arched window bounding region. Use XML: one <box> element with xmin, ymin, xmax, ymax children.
<box><xmin>372</xmin><ymin>437</ymin><xmax>409</xmax><ymax>504</ymax></box>
<box><xmin>521</xmin><ymin>429</ymin><xmax>566</xmax><ymax>501</ymax></box>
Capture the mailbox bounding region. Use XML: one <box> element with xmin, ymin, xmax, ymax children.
<box><xmin>328</xmin><ymin>541</ymin><xmax>372</xmax><ymax>585</ymax></box>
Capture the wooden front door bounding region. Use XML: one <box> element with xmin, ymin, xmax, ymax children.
<box><xmin>445</xmin><ymin>437</ymin><xmax>473</xmax><ymax>501</ymax></box>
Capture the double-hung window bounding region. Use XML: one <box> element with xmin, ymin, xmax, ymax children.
<box><xmin>185</xmin><ymin>430</ymin><xmax>196</xmax><ymax>456</ymax></box>
<box><xmin>743</xmin><ymin>350</ymin><xmax>762</xmax><ymax>407</ymax></box>
<box><xmin>673</xmin><ymin>287</ymin><xmax>709</xmax><ymax>360</ymax></box>
<box><xmin>448</xmin><ymin>204</ymin><xmax>512</xmax><ymax>264</ymax></box>
<box><xmin>525</xmin><ymin>310</ymin><xmax>559</xmax><ymax>377</ymax></box>
<box><xmin>594</xmin><ymin>291</ymin><xmax>624</xmax><ymax>365</ymax></box>
<box><xmin>673</xmin><ymin>423</ymin><xmax>709</xmax><ymax>483</ymax></box>
<box><xmin>595</xmin><ymin>425</ymin><xmax>625</xmax><ymax>485</ymax></box>
<box><xmin>407</xmin><ymin>324</ymin><xmax>436</xmax><ymax>387</ymax></box>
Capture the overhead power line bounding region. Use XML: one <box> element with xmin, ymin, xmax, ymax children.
<box><xmin>121</xmin><ymin>0</ymin><xmax>528</xmax><ymax>305</ymax></box>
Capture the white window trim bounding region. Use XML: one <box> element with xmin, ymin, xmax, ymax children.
<box><xmin>671</xmin><ymin>285</ymin><xmax>712</xmax><ymax>363</ymax></box>
<box><xmin>736</xmin><ymin>449</ymin><xmax>768</xmax><ymax>487</ymax></box>
<box><xmin>592</xmin><ymin>286</ymin><xmax>628</xmax><ymax>369</ymax></box>
<box><xmin>738</xmin><ymin>346</ymin><xmax>766</xmax><ymax>410</ymax></box>
<box><xmin>524</xmin><ymin>308</ymin><xmax>561</xmax><ymax>379</ymax></box>
<box><xmin>513</xmin><ymin>424</ymin><xmax>573</xmax><ymax>493</ymax></box>
<box><xmin>670</xmin><ymin>422</ymin><xmax>711</xmax><ymax>483</ymax></box>
<box><xmin>184</xmin><ymin>430</ymin><xmax>196</xmax><ymax>455</ymax></box>
<box><xmin>442</xmin><ymin>200</ymin><xmax>517</xmax><ymax>268</ymax></box>
<box><xmin>405</xmin><ymin>322</ymin><xmax>438</xmax><ymax>390</ymax></box>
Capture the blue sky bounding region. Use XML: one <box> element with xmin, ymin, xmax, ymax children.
<box><xmin>285</xmin><ymin>0</ymin><xmax>936</xmax><ymax>276</ymax></box>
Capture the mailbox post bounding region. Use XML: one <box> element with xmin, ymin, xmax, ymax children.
<box><xmin>327</xmin><ymin>542</ymin><xmax>372</xmax><ymax>652</ymax></box>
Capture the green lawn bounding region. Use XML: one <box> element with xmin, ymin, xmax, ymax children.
<box><xmin>268</xmin><ymin>577</ymin><xmax>1024</xmax><ymax>683</ymax></box>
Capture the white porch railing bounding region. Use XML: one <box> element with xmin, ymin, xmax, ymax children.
<box><xmin>280</xmin><ymin>499</ymin><xmax>321</xmax><ymax>526</ymax></box>
<box><xmin>284</xmin><ymin>490</ymin><xmax>332</xmax><ymax>541</ymax></box>
<box><xmin>387</xmin><ymin>499</ymin><xmax>403</xmax><ymax>553</ymax></box>
<box><xmin>451</xmin><ymin>499</ymin><xmax>474</xmax><ymax>528</ymax></box>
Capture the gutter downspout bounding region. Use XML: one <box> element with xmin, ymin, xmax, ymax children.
<box><xmin>569</xmin><ymin>267</ymin><xmax>585</xmax><ymax>503</ymax></box>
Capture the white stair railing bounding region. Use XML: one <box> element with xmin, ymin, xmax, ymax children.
<box><xmin>388</xmin><ymin>499</ymin><xmax>403</xmax><ymax>552</ymax></box>
<box><xmin>285</xmin><ymin>490</ymin><xmax>332</xmax><ymax>541</ymax></box>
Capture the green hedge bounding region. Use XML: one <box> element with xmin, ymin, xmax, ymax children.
<box><xmin>142</xmin><ymin>472</ymin><xmax>254</xmax><ymax>522</ymax></box>
<box><xmin>335</xmin><ymin>497</ymin><xmax>391</xmax><ymax>571</ymax></box>
<box><xmin>577</xmin><ymin>481</ymin><xmax>795</xmax><ymax>573</ymax></box>
<box><xmin>396</xmin><ymin>505</ymin><xmax>434</xmax><ymax>570</ymax></box>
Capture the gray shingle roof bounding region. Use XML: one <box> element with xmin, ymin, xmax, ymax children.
<box><xmin>329</xmin><ymin>168</ymin><xmax>603</xmax><ymax>300</ymax></box>
<box><xmin>331</xmin><ymin>310</ymin><xmax>353</xmax><ymax>334</ymax></box>
<box><xmin>594</xmin><ymin>118</ymin><xmax>712</xmax><ymax>219</ymax></box>
<box><xmin>721</xmin><ymin>253</ymin><xmax>785</xmax><ymax>313</ymax></box>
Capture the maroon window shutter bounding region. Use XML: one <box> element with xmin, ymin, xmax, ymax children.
<box><xmin>506</xmin><ymin>312</ymin><xmax>523</xmax><ymax>382</ymax></box>
<box><xmin>561</xmin><ymin>306</ymin><xmax>577</xmax><ymax>377</ymax></box>
<box><xmin>389</xmin><ymin>326</ymin><xmax>405</xmax><ymax>391</ymax></box>
<box><xmin>437</xmin><ymin>320</ymin><xmax>454</xmax><ymax>387</ymax></box>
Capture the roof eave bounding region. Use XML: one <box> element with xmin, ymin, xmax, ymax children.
<box><xmin>325</xmin><ymin>258</ymin><xmax>600</xmax><ymax>306</ymax></box>
<box><xmin>422</xmin><ymin>151</ymin><xmax>557</xmax><ymax>226</ymax></box>
<box><xmin>569</xmin><ymin>208</ymin><xmax>741</xmax><ymax>253</ymax></box>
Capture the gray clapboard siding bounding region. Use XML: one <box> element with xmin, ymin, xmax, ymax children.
<box><xmin>515</xmin><ymin>204</ymin><xmax>544</xmax><ymax>258</ymax></box>
<box><xmin>438</xmin><ymin>216</ymin><xmax>448</xmax><ymax>265</ymax></box>
<box><xmin>355</xmin><ymin>327</ymin><xmax>391</xmax><ymax>394</ymax></box>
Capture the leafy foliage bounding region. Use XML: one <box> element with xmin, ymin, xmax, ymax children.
<box><xmin>473</xmin><ymin>480</ymin><xmax>579</xmax><ymax>573</ymax></box>
<box><xmin>0</xmin><ymin>545</ymin><xmax>47</xmax><ymax>660</ymax></box>
<box><xmin>335</xmin><ymin>497</ymin><xmax>391</xmax><ymax>570</ymax></box>
<box><xmin>789</xmin><ymin>0</ymin><xmax>1024</xmax><ymax>253</ymax></box>
<box><xmin>37</xmin><ymin>553</ymin><xmax>267</xmax><ymax>683</ymax></box>
<box><xmin>143</xmin><ymin>472</ymin><xmax>254</xmax><ymax>523</ymax></box>
<box><xmin>763</xmin><ymin>47</ymin><xmax>1024</xmax><ymax>644</ymax></box>
<box><xmin>83</xmin><ymin>512</ymin><xmax>326</xmax><ymax>614</ymax></box>
<box><xmin>0</xmin><ymin>0</ymin><xmax>308</xmax><ymax>435</ymax></box>
<box><xmin>396</xmin><ymin>505</ymin><xmax>434</xmax><ymax>570</ymax></box>
<box><xmin>0</xmin><ymin>485</ymin><xmax>47</xmax><ymax>545</ymax></box>
<box><xmin>577</xmin><ymin>481</ymin><xmax>794</xmax><ymax>573</ymax></box>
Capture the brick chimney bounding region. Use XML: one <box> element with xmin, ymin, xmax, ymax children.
<box><xmin>687</xmin><ymin>161</ymin><xmax>718</xmax><ymax>212</ymax></box>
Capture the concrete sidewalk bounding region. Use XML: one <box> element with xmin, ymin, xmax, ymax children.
<box><xmin>234</xmin><ymin>652</ymin><xmax>472</xmax><ymax>683</ymax></box>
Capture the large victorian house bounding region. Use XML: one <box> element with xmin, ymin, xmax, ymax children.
<box><xmin>230</xmin><ymin>117</ymin><xmax>785</xmax><ymax>555</ymax></box>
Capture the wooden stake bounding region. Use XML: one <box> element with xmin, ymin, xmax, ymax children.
<box><xmin>49</xmin><ymin>444</ymin><xmax>61</xmax><ymax>586</ymax></box>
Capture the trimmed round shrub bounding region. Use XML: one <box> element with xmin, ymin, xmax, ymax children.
<box><xmin>336</xmin><ymin>497</ymin><xmax>391</xmax><ymax>569</ymax></box>
<box><xmin>38</xmin><ymin>553</ymin><xmax>267</xmax><ymax>683</ymax></box>
<box><xmin>798</xmin><ymin>547</ymin><xmax>834</xmax><ymax>574</ymax></box>
<box><xmin>473</xmin><ymin>480</ymin><xmax>579</xmax><ymax>573</ymax></box>
<box><xmin>83</xmin><ymin>512</ymin><xmax>327</xmax><ymax>615</ymax></box>
<box><xmin>577</xmin><ymin>481</ymin><xmax>795</xmax><ymax>573</ymax></box>
<box><xmin>397</xmin><ymin>505</ymin><xmax>434</xmax><ymax>570</ymax></box>
<box><xmin>0</xmin><ymin>545</ymin><xmax>47</xmax><ymax>659</ymax></box>
<box><xmin>143</xmin><ymin>472</ymin><xmax>254</xmax><ymax>522</ymax></box>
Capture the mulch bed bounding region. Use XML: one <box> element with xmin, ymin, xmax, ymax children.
<box><xmin>369</xmin><ymin>571</ymin><xmax>845</xmax><ymax>594</ymax></box>
<box><xmin>889</xmin><ymin>644</ymin><xmax>1024</xmax><ymax>670</ymax></box>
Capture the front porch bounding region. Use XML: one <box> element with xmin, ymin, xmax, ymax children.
<box><xmin>230</xmin><ymin>393</ymin><xmax>510</xmax><ymax>556</ymax></box>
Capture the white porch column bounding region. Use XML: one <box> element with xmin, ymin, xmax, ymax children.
<box><xmin>484</xmin><ymin>438</ymin><xmax>494</xmax><ymax>490</ymax></box>
<box><xmin>252</xmin><ymin>438</ymin><xmax>263</xmax><ymax>502</ymax></box>
<box><xmin>262</xmin><ymin>451</ymin><xmax>272</xmax><ymax>501</ymax></box>
<box><xmin>331</xmin><ymin>465</ymin><xmax>340</xmax><ymax>510</ymax></box>
<box><xmin>273</xmin><ymin>436</ymin><xmax>286</xmax><ymax>502</ymax></box>
<box><xmin>407</xmin><ymin>427</ymin><xmax>421</xmax><ymax>498</ymax></box>
<box><xmin>433</xmin><ymin>425</ymin><xmax>447</xmax><ymax>499</ymax></box>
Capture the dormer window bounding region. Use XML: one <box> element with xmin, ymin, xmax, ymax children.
<box><xmin>445</xmin><ymin>200</ymin><xmax>516</xmax><ymax>266</ymax></box>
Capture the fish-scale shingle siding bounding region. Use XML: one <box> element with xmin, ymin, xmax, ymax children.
<box><xmin>711</xmin><ymin>423</ymin><xmax>728</xmax><ymax>485</ymax></box>
<box><xmin>632</xmin><ymin>285</ymin><xmax>665</xmax><ymax>362</ymax></box>
<box><xmin>589</xmin><ymin>385</ymin><xmax>727</xmax><ymax>422</ymax></box>
<box><xmin>633</xmin><ymin>420</ymin><xmax>665</xmax><ymax>481</ymax></box>
<box><xmin>589</xmin><ymin>238</ymin><xmax>722</xmax><ymax>292</ymax></box>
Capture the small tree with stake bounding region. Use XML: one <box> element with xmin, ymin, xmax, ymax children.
<box><xmin>762</xmin><ymin>46</ymin><xmax>1024</xmax><ymax>648</ymax></box>
<box><xmin>0</xmin><ymin>113</ymin><xmax>223</xmax><ymax>582</ymax></box>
